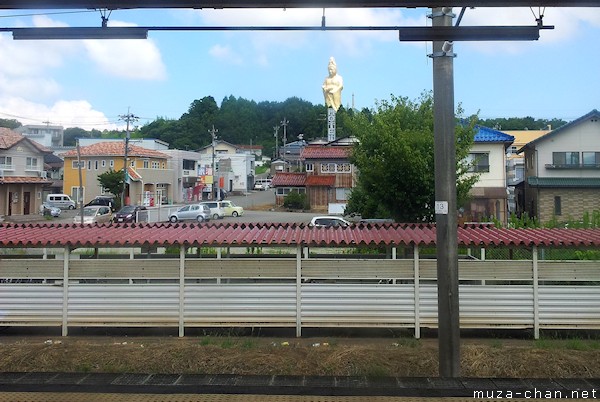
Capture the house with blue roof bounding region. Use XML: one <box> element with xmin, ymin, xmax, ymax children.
<box><xmin>461</xmin><ymin>126</ymin><xmax>514</xmax><ymax>224</ymax></box>
<box><xmin>518</xmin><ymin>109</ymin><xmax>600</xmax><ymax>224</ymax></box>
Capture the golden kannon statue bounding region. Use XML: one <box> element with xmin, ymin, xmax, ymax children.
<box><xmin>322</xmin><ymin>57</ymin><xmax>343</xmax><ymax>112</ymax></box>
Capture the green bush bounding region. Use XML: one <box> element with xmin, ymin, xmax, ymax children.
<box><xmin>283</xmin><ymin>191</ymin><xmax>309</xmax><ymax>210</ymax></box>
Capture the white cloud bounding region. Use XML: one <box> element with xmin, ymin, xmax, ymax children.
<box><xmin>460</xmin><ymin>7</ymin><xmax>600</xmax><ymax>54</ymax></box>
<box><xmin>197</xmin><ymin>8</ymin><xmax>423</xmax><ymax>62</ymax></box>
<box><xmin>0</xmin><ymin>97</ymin><xmax>115</xmax><ymax>129</ymax></box>
<box><xmin>209</xmin><ymin>43</ymin><xmax>243</xmax><ymax>65</ymax></box>
<box><xmin>195</xmin><ymin>7</ymin><xmax>600</xmax><ymax>58</ymax></box>
<box><xmin>0</xmin><ymin>36</ymin><xmax>70</xmax><ymax>102</ymax></box>
<box><xmin>0</xmin><ymin>16</ymin><xmax>166</xmax><ymax>130</ymax></box>
<box><xmin>83</xmin><ymin>20</ymin><xmax>167</xmax><ymax>80</ymax></box>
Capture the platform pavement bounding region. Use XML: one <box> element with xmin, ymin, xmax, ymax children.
<box><xmin>0</xmin><ymin>373</ymin><xmax>598</xmax><ymax>401</ymax></box>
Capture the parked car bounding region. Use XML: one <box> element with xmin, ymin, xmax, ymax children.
<box><xmin>200</xmin><ymin>201</ymin><xmax>225</xmax><ymax>220</ymax></box>
<box><xmin>309</xmin><ymin>216</ymin><xmax>351</xmax><ymax>228</ymax></box>
<box><xmin>168</xmin><ymin>204</ymin><xmax>211</xmax><ymax>223</ymax></box>
<box><xmin>73</xmin><ymin>206</ymin><xmax>112</xmax><ymax>224</ymax></box>
<box><xmin>85</xmin><ymin>195</ymin><xmax>116</xmax><ymax>211</ymax></box>
<box><xmin>218</xmin><ymin>200</ymin><xmax>244</xmax><ymax>217</ymax></box>
<box><xmin>253</xmin><ymin>179</ymin><xmax>272</xmax><ymax>191</ymax></box>
<box><xmin>113</xmin><ymin>205</ymin><xmax>147</xmax><ymax>223</ymax></box>
<box><xmin>39</xmin><ymin>203</ymin><xmax>61</xmax><ymax>217</ymax></box>
<box><xmin>45</xmin><ymin>193</ymin><xmax>76</xmax><ymax>209</ymax></box>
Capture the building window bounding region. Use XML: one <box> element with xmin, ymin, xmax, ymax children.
<box><xmin>130</xmin><ymin>160</ymin><xmax>135</xmax><ymax>167</ymax></box>
<box><xmin>101</xmin><ymin>160</ymin><xmax>106</xmax><ymax>167</ymax></box>
<box><xmin>467</xmin><ymin>153</ymin><xmax>490</xmax><ymax>173</ymax></box>
<box><xmin>552</xmin><ymin>152</ymin><xmax>579</xmax><ymax>166</ymax></box>
<box><xmin>152</xmin><ymin>161</ymin><xmax>160</xmax><ymax>169</ymax></box>
<box><xmin>26</xmin><ymin>157</ymin><xmax>38</xmax><ymax>170</ymax></box>
<box><xmin>276</xmin><ymin>187</ymin><xmax>306</xmax><ymax>195</ymax></box>
<box><xmin>94</xmin><ymin>160</ymin><xmax>99</xmax><ymax>170</ymax></box>
<box><xmin>143</xmin><ymin>159</ymin><xmax>149</xmax><ymax>169</ymax></box>
<box><xmin>71</xmin><ymin>187</ymin><xmax>84</xmax><ymax>203</ymax></box>
<box><xmin>0</xmin><ymin>156</ymin><xmax>13</xmax><ymax>170</ymax></box>
<box><xmin>162</xmin><ymin>162</ymin><xmax>166</xmax><ymax>169</ymax></box>
<box><xmin>87</xmin><ymin>160</ymin><xmax>92</xmax><ymax>170</ymax></box>
<box><xmin>320</xmin><ymin>163</ymin><xmax>350</xmax><ymax>173</ymax></box>
<box><xmin>182</xmin><ymin>159</ymin><xmax>195</xmax><ymax>170</ymax></box>
<box><xmin>337</xmin><ymin>163</ymin><xmax>351</xmax><ymax>173</ymax></box>
<box><xmin>554</xmin><ymin>196</ymin><xmax>562</xmax><ymax>216</ymax></box>
<box><xmin>582</xmin><ymin>152</ymin><xmax>600</xmax><ymax>166</ymax></box>
<box><xmin>72</xmin><ymin>160</ymin><xmax>84</xmax><ymax>169</ymax></box>
<box><xmin>336</xmin><ymin>187</ymin><xmax>351</xmax><ymax>200</ymax></box>
<box><xmin>305</xmin><ymin>163</ymin><xmax>314</xmax><ymax>172</ymax></box>
<box><xmin>109</xmin><ymin>160</ymin><xmax>114</xmax><ymax>168</ymax></box>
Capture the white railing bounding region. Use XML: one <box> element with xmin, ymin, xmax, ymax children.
<box><xmin>1</xmin><ymin>246</ymin><xmax>599</xmax><ymax>338</ymax></box>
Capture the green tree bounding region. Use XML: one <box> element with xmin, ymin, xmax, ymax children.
<box><xmin>283</xmin><ymin>190</ymin><xmax>310</xmax><ymax>210</ymax></box>
<box><xmin>345</xmin><ymin>93</ymin><xmax>478</xmax><ymax>222</ymax></box>
<box><xmin>0</xmin><ymin>118</ymin><xmax>22</xmax><ymax>129</ymax></box>
<box><xmin>477</xmin><ymin>116</ymin><xmax>567</xmax><ymax>131</ymax></box>
<box><xmin>97</xmin><ymin>169</ymin><xmax>124</xmax><ymax>208</ymax></box>
<box><xmin>63</xmin><ymin>127</ymin><xmax>89</xmax><ymax>146</ymax></box>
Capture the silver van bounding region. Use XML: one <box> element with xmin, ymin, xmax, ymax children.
<box><xmin>46</xmin><ymin>194</ymin><xmax>76</xmax><ymax>209</ymax></box>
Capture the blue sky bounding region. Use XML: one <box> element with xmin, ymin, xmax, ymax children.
<box><xmin>0</xmin><ymin>6</ymin><xmax>599</xmax><ymax>131</ymax></box>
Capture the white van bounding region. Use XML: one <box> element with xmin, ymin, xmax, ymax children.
<box><xmin>46</xmin><ymin>194</ymin><xmax>76</xmax><ymax>209</ymax></box>
<box><xmin>199</xmin><ymin>201</ymin><xmax>225</xmax><ymax>220</ymax></box>
<box><xmin>253</xmin><ymin>178</ymin><xmax>272</xmax><ymax>191</ymax></box>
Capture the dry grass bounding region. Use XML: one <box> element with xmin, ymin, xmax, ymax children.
<box><xmin>1</xmin><ymin>335</ymin><xmax>599</xmax><ymax>378</ymax></box>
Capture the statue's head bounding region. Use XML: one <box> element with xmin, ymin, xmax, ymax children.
<box><xmin>328</xmin><ymin>57</ymin><xmax>337</xmax><ymax>75</ymax></box>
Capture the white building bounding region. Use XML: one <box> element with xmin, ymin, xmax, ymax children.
<box><xmin>16</xmin><ymin>124</ymin><xmax>64</xmax><ymax>148</ymax></box>
<box><xmin>462</xmin><ymin>126</ymin><xmax>514</xmax><ymax>224</ymax></box>
<box><xmin>197</xmin><ymin>140</ymin><xmax>256</xmax><ymax>194</ymax></box>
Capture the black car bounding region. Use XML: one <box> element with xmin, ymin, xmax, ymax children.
<box><xmin>113</xmin><ymin>205</ymin><xmax>147</xmax><ymax>223</ymax></box>
<box><xmin>85</xmin><ymin>196</ymin><xmax>116</xmax><ymax>211</ymax></box>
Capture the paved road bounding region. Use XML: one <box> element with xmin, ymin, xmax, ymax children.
<box><xmin>4</xmin><ymin>190</ymin><xmax>316</xmax><ymax>225</ymax></box>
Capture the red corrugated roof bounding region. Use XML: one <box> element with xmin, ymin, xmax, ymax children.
<box><xmin>1</xmin><ymin>223</ymin><xmax>600</xmax><ymax>248</ymax></box>
<box><xmin>305</xmin><ymin>175</ymin><xmax>335</xmax><ymax>186</ymax></box>
<box><xmin>301</xmin><ymin>146</ymin><xmax>350</xmax><ymax>160</ymax></box>
<box><xmin>272</xmin><ymin>173</ymin><xmax>306</xmax><ymax>186</ymax></box>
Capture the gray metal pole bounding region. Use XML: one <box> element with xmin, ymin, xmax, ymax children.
<box><xmin>432</xmin><ymin>6</ymin><xmax>460</xmax><ymax>377</ymax></box>
<box><xmin>209</xmin><ymin>125</ymin><xmax>218</xmax><ymax>200</ymax></box>
<box><xmin>76</xmin><ymin>139</ymin><xmax>84</xmax><ymax>224</ymax></box>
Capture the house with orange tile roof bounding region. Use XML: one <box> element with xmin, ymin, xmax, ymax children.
<box><xmin>0</xmin><ymin>128</ymin><xmax>52</xmax><ymax>218</ymax></box>
<box><xmin>61</xmin><ymin>142</ymin><xmax>171</xmax><ymax>205</ymax></box>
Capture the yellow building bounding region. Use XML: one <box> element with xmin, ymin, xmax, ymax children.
<box><xmin>61</xmin><ymin>142</ymin><xmax>172</xmax><ymax>205</ymax></box>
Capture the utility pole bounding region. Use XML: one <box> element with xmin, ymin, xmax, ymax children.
<box><xmin>273</xmin><ymin>125</ymin><xmax>279</xmax><ymax>160</ymax></box>
<box><xmin>431</xmin><ymin>7</ymin><xmax>460</xmax><ymax>378</ymax></box>
<box><xmin>209</xmin><ymin>125</ymin><xmax>218</xmax><ymax>200</ymax></box>
<box><xmin>119</xmin><ymin>108</ymin><xmax>138</xmax><ymax>207</ymax></box>
<box><xmin>280</xmin><ymin>118</ymin><xmax>288</xmax><ymax>168</ymax></box>
<box><xmin>76</xmin><ymin>138</ymin><xmax>84</xmax><ymax>224</ymax></box>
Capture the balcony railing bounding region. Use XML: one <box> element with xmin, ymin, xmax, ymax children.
<box><xmin>545</xmin><ymin>163</ymin><xmax>600</xmax><ymax>169</ymax></box>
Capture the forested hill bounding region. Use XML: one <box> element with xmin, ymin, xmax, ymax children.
<box><xmin>1</xmin><ymin>94</ymin><xmax>567</xmax><ymax>157</ymax></box>
<box><xmin>137</xmin><ymin>95</ymin><xmax>348</xmax><ymax>157</ymax></box>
